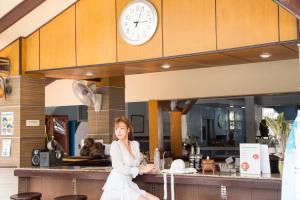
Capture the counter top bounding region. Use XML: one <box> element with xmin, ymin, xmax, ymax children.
<box><xmin>15</xmin><ymin>167</ymin><xmax>281</xmax><ymax>190</ymax></box>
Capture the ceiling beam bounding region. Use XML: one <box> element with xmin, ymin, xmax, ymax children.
<box><xmin>273</xmin><ymin>0</ymin><xmax>300</xmax><ymax>20</ymax></box>
<box><xmin>0</xmin><ymin>0</ymin><xmax>46</xmax><ymax>34</ymax></box>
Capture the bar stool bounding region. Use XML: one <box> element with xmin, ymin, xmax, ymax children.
<box><xmin>54</xmin><ymin>195</ymin><xmax>87</xmax><ymax>200</ymax></box>
<box><xmin>10</xmin><ymin>192</ymin><xmax>42</xmax><ymax>200</ymax></box>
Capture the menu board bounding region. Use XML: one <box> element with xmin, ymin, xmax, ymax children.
<box><xmin>240</xmin><ymin>143</ymin><xmax>261</xmax><ymax>175</ymax></box>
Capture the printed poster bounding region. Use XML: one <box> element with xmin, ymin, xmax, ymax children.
<box><xmin>1</xmin><ymin>139</ymin><xmax>11</xmax><ymax>157</ymax></box>
<box><xmin>1</xmin><ymin>112</ymin><xmax>13</xmax><ymax>135</ymax></box>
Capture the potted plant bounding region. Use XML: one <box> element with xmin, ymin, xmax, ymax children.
<box><xmin>265</xmin><ymin>112</ymin><xmax>291</xmax><ymax>174</ymax></box>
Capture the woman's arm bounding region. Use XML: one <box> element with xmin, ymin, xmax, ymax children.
<box><xmin>110</xmin><ymin>141</ymin><xmax>140</xmax><ymax>178</ymax></box>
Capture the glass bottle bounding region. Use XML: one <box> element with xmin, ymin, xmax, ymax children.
<box><xmin>195</xmin><ymin>146</ymin><xmax>202</xmax><ymax>171</ymax></box>
<box><xmin>154</xmin><ymin>148</ymin><xmax>160</xmax><ymax>172</ymax></box>
<box><xmin>189</xmin><ymin>145</ymin><xmax>195</xmax><ymax>168</ymax></box>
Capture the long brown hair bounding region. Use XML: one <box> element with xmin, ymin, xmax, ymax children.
<box><xmin>112</xmin><ymin>116</ymin><xmax>134</xmax><ymax>141</ymax></box>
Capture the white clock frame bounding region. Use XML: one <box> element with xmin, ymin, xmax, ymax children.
<box><xmin>119</xmin><ymin>0</ymin><xmax>158</xmax><ymax>45</ymax></box>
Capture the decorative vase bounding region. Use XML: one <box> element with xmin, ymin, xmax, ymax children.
<box><xmin>278</xmin><ymin>159</ymin><xmax>284</xmax><ymax>176</ymax></box>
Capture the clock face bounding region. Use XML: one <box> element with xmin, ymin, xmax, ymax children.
<box><xmin>119</xmin><ymin>0</ymin><xmax>158</xmax><ymax>45</ymax></box>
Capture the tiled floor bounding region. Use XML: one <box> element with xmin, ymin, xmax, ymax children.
<box><xmin>0</xmin><ymin>168</ymin><xmax>18</xmax><ymax>200</ymax></box>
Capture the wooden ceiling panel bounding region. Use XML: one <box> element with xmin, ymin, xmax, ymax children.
<box><xmin>172</xmin><ymin>53</ymin><xmax>249</xmax><ymax>67</ymax></box>
<box><xmin>282</xmin><ymin>43</ymin><xmax>299</xmax><ymax>52</ymax></box>
<box><xmin>223</xmin><ymin>44</ymin><xmax>298</xmax><ymax>62</ymax></box>
<box><xmin>27</xmin><ymin>42</ymin><xmax>299</xmax><ymax>80</ymax></box>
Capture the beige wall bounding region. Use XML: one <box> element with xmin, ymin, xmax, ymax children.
<box><xmin>125</xmin><ymin>59</ymin><xmax>300</xmax><ymax>102</ymax></box>
<box><xmin>45</xmin><ymin>79</ymin><xmax>83</xmax><ymax>107</ymax></box>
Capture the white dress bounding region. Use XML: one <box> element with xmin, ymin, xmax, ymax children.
<box><xmin>101</xmin><ymin>140</ymin><xmax>146</xmax><ymax>200</ymax></box>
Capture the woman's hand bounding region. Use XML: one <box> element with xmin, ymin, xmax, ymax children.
<box><xmin>139</xmin><ymin>164</ymin><xmax>155</xmax><ymax>174</ymax></box>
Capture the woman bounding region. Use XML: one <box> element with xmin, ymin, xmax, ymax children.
<box><xmin>101</xmin><ymin>116</ymin><xmax>160</xmax><ymax>200</ymax></box>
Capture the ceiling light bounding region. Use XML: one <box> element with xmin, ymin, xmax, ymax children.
<box><xmin>161</xmin><ymin>64</ymin><xmax>171</xmax><ymax>69</ymax></box>
<box><xmin>297</xmin><ymin>43</ymin><xmax>300</xmax><ymax>47</ymax></box>
<box><xmin>241</xmin><ymin>106</ymin><xmax>246</xmax><ymax>109</ymax></box>
<box><xmin>259</xmin><ymin>52</ymin><xmax>272</xmax><ymax>59</ymax></box>
<box><xmin>85</xmin><ymin>72</ymin><xmax>94</xmax><ymax>76</ymax></box>
<box><xmin>229</xmin><ymin>105</ymin><xmax>234</xmax><ymax>108</ymax></box>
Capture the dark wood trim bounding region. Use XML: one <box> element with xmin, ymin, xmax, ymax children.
<box><xmin>18</xmin><ymin>38</ymin><xmax>22</xmax><ymax>75</ymax></box>
<box><xmin>14</xmin><ymin>168</ymin><xmax>281</xmax><ymax>190</ymax></box>
<box><xmin>74</xmin><ymin>3</ymin><xmax>78</xmax><ymax>67</ymax></box>
<box><xmin>273</xmin><ymin>0</ymin><xmax>300</xmax><ymax>20</ymax></box>
<box><xmin>25</xmin><ymin>40</ymin><xmax>298</xmax><ymax>74</ymax></box>
<box><xmin>0</xmin><ymin>0</ymin><xmax>46</xmax><ymax>34</ymax></box>
<box><xmin>297</xmin><ymin>19</ymin><xmax>300</xmax><ymax>43</ymax></box>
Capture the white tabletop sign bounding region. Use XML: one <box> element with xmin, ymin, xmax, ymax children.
<box><xmin>260</xmin><ymin>144</ymin><xmax>271</xmax><ymax>174</ymax></box>
<box><xmin>240</xmin><ymin>143</ymin><xmax>261</xmax><ymax>175</ymax></box>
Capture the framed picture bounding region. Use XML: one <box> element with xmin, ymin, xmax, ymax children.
<box><xmin>131</xmin><ymin>115</ymin><xmax>144</xmax><ymax>133</ymax></box>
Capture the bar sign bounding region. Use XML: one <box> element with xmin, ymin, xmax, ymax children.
<box><xmin>26</xmin><ymin>120</ymin><xmax>40</xmax><ymax>127</ymax></box>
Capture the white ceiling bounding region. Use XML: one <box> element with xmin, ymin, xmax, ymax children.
<box><xmin>0</xmin><ymin>0</ymin><xmax>24</xmax><ymax>19</ymax></box>
<box><xmin>0</xmin><ymin>0</ymin><xmax>77</xmax><ymax>50</ymax></box>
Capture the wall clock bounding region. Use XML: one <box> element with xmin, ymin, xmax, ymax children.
<box><xmin>217</xmin><ymin>113</ymin><xmax>226</xmax><ymax>128</ymax></box>
<box><xmin>119</xmin><ymin>0</ymin><xmax>158</xmax><ymax>45</ymax></box>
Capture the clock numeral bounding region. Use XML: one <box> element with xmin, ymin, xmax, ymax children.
<box><xmin>136</xmin><ymin>4</ymin><xmax>140</xmax><ymax>11</ymax></box>
<box><xmin>126</xmin><ymin>15</ymin><xmax>130</xmax><ymax>20</ymax></box>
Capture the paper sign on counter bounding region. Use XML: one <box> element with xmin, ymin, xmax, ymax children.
<box><xmin>240</xmin><ymin>143</ymin><xmax>261</xmax><ymax>175</ymax></box>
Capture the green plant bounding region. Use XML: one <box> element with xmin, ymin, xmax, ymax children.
<box><xmin>185</xmin><ymin>135</ymin><xmax>199</xmax><ymax>146</ymax></box>
<box><xmin>265</xmin><ymin>113</ymin><xmax>290</xmax><ymax>159</ymax></box>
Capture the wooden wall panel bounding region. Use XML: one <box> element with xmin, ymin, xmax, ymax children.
<box><xmin>116</xmin><ymin>0</ymin><xmax>162</xmax><ymax>61</ymax></box>
<box><xmin>76</xmin><ymin>0</ymin><xmax>116</xmax><ymax>66</ymax></box>
<box><xmin>21</xmin><ymin>76</ymin><xmax>45</xmax><ymax>107</ymax></box>
<box><xmin>163</xmin><ymin>0</ymin><xmax>216</xmax><ymax>56</ymax></box>
<box><xmin>40</xmin><ymin>6</ymin><xmax>76</xmax><ymax>69</ymax></box>
<box><xmin>20</xmin><ymin>138</ymin><xmax>44</xmax><ymax>167</ymax></box>
<box><xmin>216</xmin><ymin>0</ymin><xmax>279</xmax><ymax>49</ymax></box>
<box><xmin>24</xmin><ymin>30</ymin><xmax>40</xmax><ymax>72</ymax></box>
<box><xmin>279</xmin><ymin>7</ymin><xmax>297</xmax><ymax>41</ymax></box>
<box><xmin>0</xmin><ymin>40</ymin><xmax>20</xmax><ymax>76</ymax></box>
<box><xmin>170</xmin><ymin>112</ymin><xmax>182</xmax><ymax>156</ymax></box>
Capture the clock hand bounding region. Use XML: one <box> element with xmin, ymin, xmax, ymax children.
<box><xmin>135</xmin><ymin>6</ymin><xmax>143</xmax><ymax>27</ymax></box>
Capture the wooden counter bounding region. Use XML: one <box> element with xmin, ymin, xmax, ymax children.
<box><xmin>15</xmin><ymin>167</ymin><xmax>281</xmax><ymax>200</ymax></box>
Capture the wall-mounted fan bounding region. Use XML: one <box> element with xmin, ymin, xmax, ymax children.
<box><xmin>72</xmin><ymin>80</ymin><xmax>102</xmax><ymax>112</ymax></box>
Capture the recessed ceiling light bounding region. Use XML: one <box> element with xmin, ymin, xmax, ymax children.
<box><xmin>161</xmin><ymin>64</ymin><xmax>171</xmax><ymax>69</ymax></box>
<box><xmin>229</xmin><ymin>105</ymin><xmax>234</xmax><ymax>108</ymax></box>
<box><xmin>241</xmin><ymin>106</ymin><xmax>246</xmax><ymax>109</ymax></box>
<box><xmin>259</xmin><ymin>52</ymin><xmax>272</xmax><ymax>59</ymax></box>
<box><xmin>86</xmin><ymin>72</ymin><xmax>94</xmax><ymax>76</ymax></box>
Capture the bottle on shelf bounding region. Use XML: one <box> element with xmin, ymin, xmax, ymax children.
<box><xmin>189</xmin><ymin>145</ymin><xmax>195</xmax><ymax>168</ymax></box>
<box><xmin>154</xmin><ymin>148</ymin><xmax>160</xmax><ymax>172</ymax></box>
<box><xmin>195</xmin><ymin>146</ymin><xmax>202</xmax><ymax>171</ymax></box>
